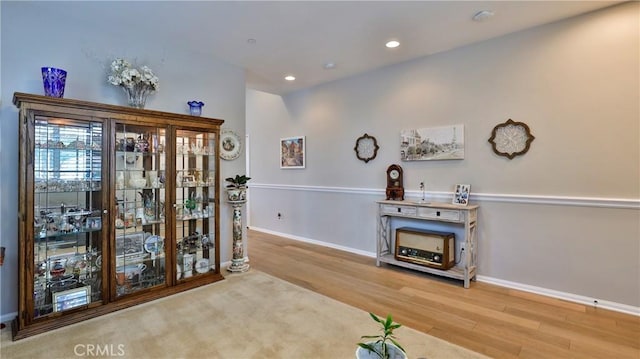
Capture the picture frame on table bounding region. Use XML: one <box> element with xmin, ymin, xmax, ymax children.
<box><xmin>280</xmin><ymin>136</ymin><xmax>306</xmax><ymax>169</ymax></box>
<box><xmin>452</xmin><ymin>184</ymin><xmax>471</xmax><ymax>206</ymax></box>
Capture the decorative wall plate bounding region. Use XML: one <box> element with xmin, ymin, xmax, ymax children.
<box><xmin>220</xmin><ymin>130</ymin><xmax>242</xmax><ymax>161</ymax></box>
<box><xmin>488</xmin><ymin>119</ymin><xmax>535</xmax><ymax>159</ymax></box>
<box><xmin>354</xmin><ymin>133</ymin><xmax>379</xmax><ymax>163</ymax></box>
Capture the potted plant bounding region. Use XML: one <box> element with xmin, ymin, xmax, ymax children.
<box><xmin>225</xmin><ymin>174</ymin><xmax>251</xmax><ymax>202</ymax></box>
<box><xmin>356</xmin><ymin>313</ymin><xmax>407</xmax><ymax>359</ymax></box>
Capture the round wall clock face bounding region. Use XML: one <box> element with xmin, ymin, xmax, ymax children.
<box><xmin>354</xmin><ymin>133</ymin><xmax>379</xmax><ymax>163</ymax></box>
<box><xmin>220</xmin><ymin>130</ymin><xmax>242</xmax><ymax>161</ymax></box>
<box><xmin>488</xmin><ymin>119</ymin><xmax>535</xmax><ymax>160</ymax></box>
<box><xmin>389</xmin><ymin>169</ymin><xmax>399</xmax><ymax>179</ymax></box>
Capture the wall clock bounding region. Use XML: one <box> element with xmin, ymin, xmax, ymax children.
<box><xmin>354</xmin><ymin>133</ymin><xmax>379</xmax><ymax>163</ymax></box>
<box><xmin>488</xmin><ymin>119</ymin><xmax>535</xmax><ymax>159</ymax></box>
<box><xmin>385</xmin><ymin>164</ymin><xmax>404</xmax><ymax>201</ymax></box>
<box><xmin>220</xmin><ymin>130</ymin><xmax>242</xmax><ymax>161</ymax></box>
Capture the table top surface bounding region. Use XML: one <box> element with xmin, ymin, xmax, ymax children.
<box><xmin>377</xmin><ymin>200</ymin><xmax>479</xmax><ymax>210</ymax></box>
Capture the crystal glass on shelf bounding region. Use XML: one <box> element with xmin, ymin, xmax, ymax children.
<box><xmin>175</xmin><ymin>129</ymin><xmax>217</xmax><ymax>279</ymax></box>
<box><xmin>32</xmin><ymin>116</ymin><xmax>103</xmax><ymax>318</ymax></box>
<box><xmin>114</xmin><ymin>124</ymin><xmax>167</xmax><ymax>297</ymax></box>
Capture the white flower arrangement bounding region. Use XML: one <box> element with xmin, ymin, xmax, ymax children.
<box><xmin>108</xmin><ymin>58</ymin><xmax>159</xmax><ymax>108</ymax></box>
<box><xmin>107</xmin><ymin>58</ymin><xmax>159</xmax><ymax>91</ymax></box>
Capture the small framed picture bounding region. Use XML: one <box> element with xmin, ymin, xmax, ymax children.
<box><xmin>86</xmin><ymin>217</ymin><xmax>102</xmax><ymax>230</ymax></box>
<box><xmin>115</xmin><ymin>232</ymin><xmax>145</xmax><ymax>258</ymax></box>
<box><xmin>182</xmin><ymin>175</ymin><xmax>196</xmax><ymax>186</ymax></box>
<box><xmin>280</xmin><ymin>136</ymin><xmax>306</xmax><ymax>169</ymax></box>
<box><xmin>452</xmin><ymin>184</ymin><xmax>471</xmax><ymax>206</ymax></box>
<box><xmin>52</xmin><ymin>286</ymin><xmax>91</xmax><ymax>312</ymax></box>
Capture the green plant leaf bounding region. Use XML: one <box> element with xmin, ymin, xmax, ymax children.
<box><xmin>390</xmin><ymin>338</ymin><xmax>406</xmax><ymax>353</ymax></box>
<box><xmin>369</xmin><ymin>312</ymin><xmax>383</xmax><ymax>324</ymax></box>
<box><xmin>361</xmin><ymin>312</ymin><xmax>403</xmax><ymax>359</ymax></box>
<box><xmin>384</xmin><ymin>314</ymin><xmax>393</xmax><ymax>328</ymax></box>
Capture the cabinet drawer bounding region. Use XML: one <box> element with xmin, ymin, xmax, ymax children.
<box><xmin>381</xmin><ymin>205</ymin><xmax>417</xmax><ymax>216</ymax></box>
<box><xmin>417</xmin><ymin>207</ymin><xmax>461</xmax><ymax>221</ymax></box>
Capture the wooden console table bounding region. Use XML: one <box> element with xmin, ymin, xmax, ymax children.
<box><xmin>376</xmin><ymin>200</ymin><xmax>478</xmax><ymax>288</ymax></box>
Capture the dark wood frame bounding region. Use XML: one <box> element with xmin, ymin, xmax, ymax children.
<box><xmin>13</xmin><ymin>92</ymin><xmax>224</xmax><ymax>340</ymax></box>
<box><xmin>488</xmin><ymin>119</ymin><xmax>535</xmax><ymax>159</ymax></box>
<box><xmin>353</xmin><ymin>133</ymin><xmax>379</xmax><ymax>163</ymax></box>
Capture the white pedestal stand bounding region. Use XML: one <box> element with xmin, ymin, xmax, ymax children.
<box><xmin>227</xmin><ymin>199</ymin><xmax>250</xmax><ymax>273</ymax></box>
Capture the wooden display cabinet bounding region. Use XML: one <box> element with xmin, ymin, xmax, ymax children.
<box><xmin>13</xmin><ymin>93</ymin><xmax>224</xmax><ymax>340</ymax></box>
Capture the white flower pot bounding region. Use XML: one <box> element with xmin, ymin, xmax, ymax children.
<box><xmin>355</xmin><ymin>342</ymin><xmax>407</xmax><ymax>359</ymax></box>
<box><xmin>226</xmin><ymin>188</ymin><xmax>247</xmax><ymax>202</ymax></box>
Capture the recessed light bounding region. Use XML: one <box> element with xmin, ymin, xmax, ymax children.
<box><xmin>284</xmin><ymin>75</ymin><xmax>296</xmax><ymax>81</ymax></box>
<box><xmin>385</xmin><ymin>40</ymin><xmax>400</xmax><ymax>48</ymax></box>
<box><xmin>247</xmin><ymin>38</ymin><xmax>256</xmax><ymax>44</ymax></box>
<box><xmin>323</xmin><ymin>62</ymin><xmax>336</xmax><ymax>70</ymax></box>
<box><xmin>472</xmin><ymin>10</ymin><xmax>494</xmax><ymax>22</ymax></box>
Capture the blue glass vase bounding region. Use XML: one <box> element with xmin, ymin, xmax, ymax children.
<box><xmin>41</xmin><ymin>67</ymin><xmax>67</xmax><ymax>98</ymax></box>
<box><xmin>188</xmin><ymin>101</ymin><xmax>204</xmax><ymax>116</ymax></box>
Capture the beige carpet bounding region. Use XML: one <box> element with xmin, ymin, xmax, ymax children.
<box><xmin>1</xmin><ymin>270</ymin><xmax>487</xmax><ymax>358</ymax></box>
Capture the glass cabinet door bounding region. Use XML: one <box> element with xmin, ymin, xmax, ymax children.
<box><xmin>113</xmin><ymin>124</ymin><xmax>167</xmax><ymax>297</ymax></box>
<box><xmin>175</xmin><ymin>129</ymin><xmax>217</xmax><ymax>280</ymax></box>
<box><xmin>33</xmin><ymin>116</ymin><xmax>104</xmax><ymax>317</ymax></box>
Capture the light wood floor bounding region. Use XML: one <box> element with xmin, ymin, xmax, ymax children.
<box><xmin>247</xmin><ymin>230</ymin><xmax>640</xmax><ymax>359</ymax></box>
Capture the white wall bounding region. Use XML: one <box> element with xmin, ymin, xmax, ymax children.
<box><xmin>247</xmin><ymin>3</ymin><xmax>640</xmax><ymax>311</ymax></box>
<box><xmin>0</xmin><ymin>2</ymin><xmax>247</xmax><ymax>321</ymax></box>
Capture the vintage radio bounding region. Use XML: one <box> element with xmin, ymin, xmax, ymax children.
<box><xmin>395</xmin><ymin>227</ymin><xmax>455</xmax><ymax>270</ymax></box>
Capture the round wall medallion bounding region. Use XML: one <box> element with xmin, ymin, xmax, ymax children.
<box><xmin>220</xmin><ymin>130</ymin><xmax>242</xmax><ymax>161</ymax></box>
<box><xmin>354</xmin><ymin>133</ymin><xmax>379</xmax><ymax>163</ymax></box>
<box><xmin>488</xmin><ymin>119</ymin><xmax>535</xmax><ymax>159</ymax></box>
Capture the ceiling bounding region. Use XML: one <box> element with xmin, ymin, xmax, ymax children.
<box><xmin>20</xmin><ymin>1</ymin><xmax>622</xmax><ymax>95</ymax></box>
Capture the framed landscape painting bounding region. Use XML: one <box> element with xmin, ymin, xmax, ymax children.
<box><xmin>400</xmin><ymin>124</ymin><xmax>464</xmax><ymax>161</ymax></box>
<box><xmin>280</xmin><ymin>136</ymin><xmax>305</xmax><ymax>169</ymax></box>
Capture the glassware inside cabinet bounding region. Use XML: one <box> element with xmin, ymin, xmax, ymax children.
<box><xmin>32</xmin><ymin>116</ymin><xmax>104</xmax><ymax>317</ymax></box>
<box><xmin>175</xmin><ymin>130</ymin><xmax>217</xmax><ymax>280</ymax></box>
<box><xmin>114</xmin><ymin>124</ymin><xmax>167</xmax><ymax>297</ymax></box>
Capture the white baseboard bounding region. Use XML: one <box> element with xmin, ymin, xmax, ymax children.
<box><xmin>1</xmin><ymin>312</ymin><xmax>16</xmax><ymax>324</ymax></box>
<box><xmin>249</xmin><ymin>226</ymin><xmax>376</xmax><ymax>258</ymax></box>
<box><xmin>249</xmin><ymin>227</ymin><xmax>640</xmax><ymax>317</ymax></box>
<box><xmin>477</xmin><ymin>276</ymin><xmax>640</xmax><ymax>316</ymax></box>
